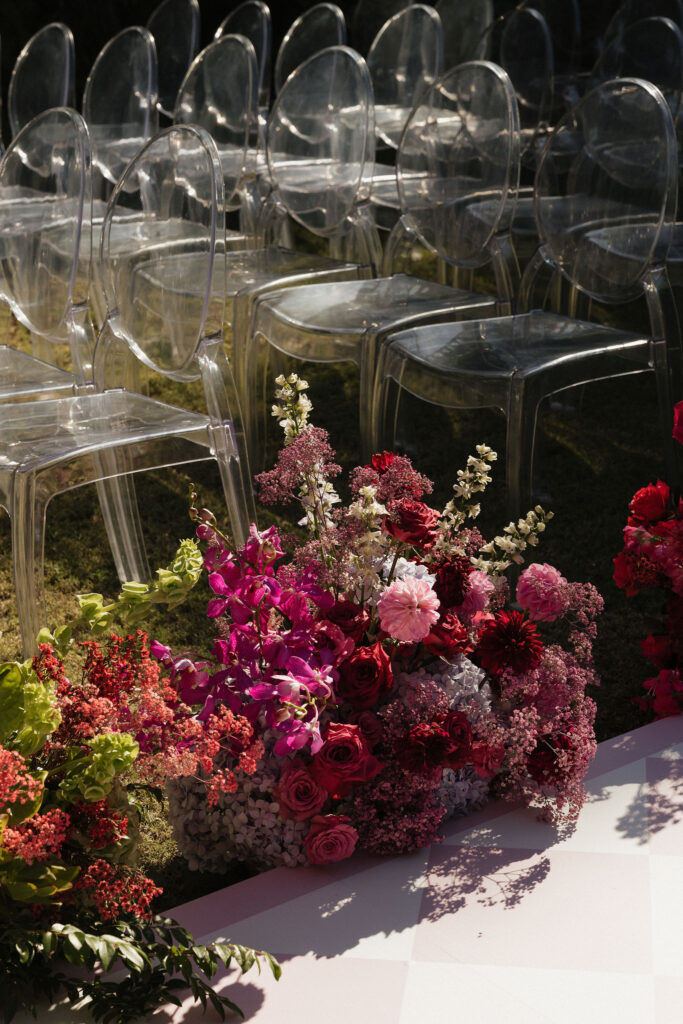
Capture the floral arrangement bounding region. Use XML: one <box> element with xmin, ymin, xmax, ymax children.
<box><xmin>0</xmin><ymin>548</ymin><xmax>279</xmax><ymax>1024</ymax></box>
<box><xmin>164</xmin><ymin>375</ymin><xmax>603</xmax><ymax>873</ymax></box>
<box><xmin>613</xmin><ymin>402</ymin><xmax>683</xmax><ymax>718</ymax></box>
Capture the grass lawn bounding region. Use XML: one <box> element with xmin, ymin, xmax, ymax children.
<box><xmin>0</xmin><ymin>291</ymin><xmax>671</xmax><ymax>910</ymax></box>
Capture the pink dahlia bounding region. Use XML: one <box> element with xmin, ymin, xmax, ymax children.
<box><xmin>377</xmin><ymin>577</ymin><xmax>440</xmax><ymax>642</ymax></box>
<box><xmin>457</xmin><ymin>569</ymin><xmax>495</xmax><ymax>619</ymax></box>
<box><xmin>516</xmin><ymin>563</ymin><xmax>568</xmax><ymax>622</ymax></box>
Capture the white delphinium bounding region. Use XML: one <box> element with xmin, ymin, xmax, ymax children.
<box><xmin>473</xmin><ymin>506</ymin><xmax>554</xmax><ymax>572</ymax></box>
<box><xmin>347</xmin><ymin>484</ymin><xmax>390</xmax><ymax>602</ymax></box>
<box><xmin>434</xmin><ymin>444</ymin><xmax>498</xmax><ymax>556</ymax></box>
<box><xmin>272</xmin><ymin>373</ymin><xmax>312</xmax><ymax>441</ymax></box>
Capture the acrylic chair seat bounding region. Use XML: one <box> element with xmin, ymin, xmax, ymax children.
<box><xmin>0</xmin><ymin>390</ymin><xmax>228</xmax><ymax>651</ymax></box>
<box><xmin>371</xmin><ymin>78</ymin><xmax>682</xmax><ymax>521</ymax></box>
<box><xmin>249</xmin><ymin>61</ymin><xmax>522</xmax><ymax>463</ymax></box>
<box><xmin>0</xmin><ymin>348</ymin><xmax>75</xmax><ymax>400</ymax></box>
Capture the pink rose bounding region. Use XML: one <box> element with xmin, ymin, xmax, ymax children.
<box><xmin>274</xmin><ymin>763</ymin><xmax>328</xmax><ymax>821</ymax></box>
<box><xmin>304</xmin><ymin>814</ymin><xmax>358</xmax><ymax>865</ymax></box>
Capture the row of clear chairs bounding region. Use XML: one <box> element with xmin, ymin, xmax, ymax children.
<box><xmin>2</xmin><ymin>50</ymin><xmax>683</xmax><ymax>651</ymax></box>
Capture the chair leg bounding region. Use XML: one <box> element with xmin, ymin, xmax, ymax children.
<box><xmin>93</xmin><ymin>448</ymin><xmax>151</xmax><ymax>586</ymax></box>
<box><xmin>11</xmin><ymin>473</ymin><xmax>47</xmax><ymax>657</ymax></box>
<box><xmin>505</xmin><ymin>376</ymin><xmax>540</xmax><ymax>524</ymax></box>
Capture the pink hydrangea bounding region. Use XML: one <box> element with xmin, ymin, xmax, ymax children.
<box><xmin>516</xmin><ymin>563</ymin><xmax>569</xmax><ymax>622</ymax></box>
<box><xmin>377</xmin><ymin>577</ymin><xmax>440</xmax><ymax>642</ymax></box>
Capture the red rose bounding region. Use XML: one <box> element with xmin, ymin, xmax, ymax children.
<box><xmin>527</xmin><ymin>734</ymin><xmax>573</xmax><ymax>785</ymax></box>
<box><xmin>310</xmin><ymin>722</ymin><xmax>383</xmax><ymax>796</ymax></box>
<box><xmin>368</xmin><ymin>451</ymin><xmax>395</xmax><ymax>474</ymax></box>
<box><xmin>423</xmin><ymin>612</ymin><xmax>472</xmax><ymax>658</ymax></box>
<box><xmin>640</xmin><ymin>634</ymin><xmax>674</xmax><ymax>670</ymax></box>
<box><xmin>673</xmin><ymin>401</ymin><xmax>683</xmax><ymax>445</ymax></box>
<box><xmin>348</xmin><ymin>709</ymin><xmax>383</xmax><ymax>748</ymax></box>
<box><xmin>325</xmin><ymin>600</ymin><xmax>371</xmax><ymax>644</ymax></box>
<box><xmin>304</xmin><ymin>814</ymin><xmax>358</xmax><ymax>864</ymax></box>
<box><xmin>337</xmin><ymin>641</ymin><xmax>393</xmax><ymax>709</ymax></box>
<box><xmin>383</xmin><ymin>499</ymin><xmax>440</xmax><ymax>549</ymax></box>
<box><xmin>471</xmin><ymin>741</ymin><xmax>505</xmax><ymax>778</ymax></box>
<box><xmin>433</xmin><ymin>556</ymin><xmax>473</xmax><ymax>608</ymax></box>
<box><xmin>440</xmin><ymin>710</ymin><xmax>473</xmax><ymax>769</ymax></box>
<box><xmin>628</xmin><ymin>480</ymin><xmax>670</xmax><ymax>526</ymax></box>
<box><xmin>649</xmin><ymin>669</ymin><xmax>683</xmax><ymax>718</ymax></box>
<box><xmin>274</xmin><ymin>763</ymin><xmax>328</xmax><ymax>821</ymax></box>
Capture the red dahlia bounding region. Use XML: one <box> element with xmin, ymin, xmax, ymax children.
<box><xmin>476</xmin><ymin>610</ymin><xmax>543</xmax><ymax>675</ymax></box>
<box><xmin>398</xmin><ymin>722</ymin><xmax>453</xmax><ymax>775</ymax></box>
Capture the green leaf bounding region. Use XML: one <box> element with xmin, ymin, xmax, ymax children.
<box><xmin>263</xmin><ymin>952</ymin><xmax>283</xmax><ymax>981</ymax></box>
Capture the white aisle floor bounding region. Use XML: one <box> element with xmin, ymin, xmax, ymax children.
<box><xmin>150</xmin><ymin>715</ymin><xmax>683</xmax><ymax>1024</ymax></box>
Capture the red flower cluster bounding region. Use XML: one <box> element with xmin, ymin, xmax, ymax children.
<box><xmin>71</xmin><ymin>859</ymin><xmax>162</xmax><ymax>921</ymax></box>
<box><xmin>614</xmin><ymin>411</ymin><xmax>683</xmax><ymax>721</ymax></box>
<box><xmin>476</xmin><ymin>610</ymin><xmax>544</xmax><ymax>676</ymax></box>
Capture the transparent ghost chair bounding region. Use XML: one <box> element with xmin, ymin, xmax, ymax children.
<box><xmin>146</xmin><ymin>0</ymin><xmax>200</xmax><ymax>120</ymax></box>
<box><xmin>519</xmin><ymin>0</ymin><xmax>581</xmax><ymax>79</ymax></box>
<box><xmin>0</xmin><ymin>123</ymin><xmax>254</xmax><ymax>654</ymax></box>
<box><xmin>249</xmin><ymin>60</ymin><xmax>522</xmax><ymax>462</ymax></box>
<box><xmin>367</xmin><ymin>3</ymin><xmax>445</xmax><ymax>225</ymax></box>
<box><xmin>349</xmin><ymin>0</ymin><xmax>411</xmax><ymax>56</ymax></box>
<box><xmin>174</xmin><ymin>33</ymin><xmax>259</xmax><ymax>243</ymax></box>
<box><xmin>434</xmin><ymin>0</ymin><xmax>492</xmax><ymax>69</ymax></box>
<box><xmin>368</xmin><ymin>5</ymin><xmax>443</xmax><ymax>154</ymax></box>
<box><xmin>602</xmin><ymin>0</ymin><xmax>683</xmax><ymax>47</ymax></box>
<box><xmin>592</xmin><ymin>17</ymin><xmax>683</xmax><ymax>119</ymax></box>
<box><xmin>215</xmin><ymin>1</ymin><xmax>272</xmax><ymax>135</ymax></box>
<box><xmin>82</xmin><ymin>27</ymin><xmax>159</xmax><ymax>201</ymax></box>
<box><xmin>371</xmin><ymin>78</ymin><xmax>681</xmax><ymax>521</ymax></box>
<box><xmin>274</xmin><ymin>4</ymin><xmax>346</xmax><ymax>95</ymax></box>
<box><xmin>7</xmin><ymin>22</ymin><xmax>75</xmax><ymax>138</ymax></box>
<box><xmin>140</xmin><ymin>44</ymin><xmax>381</xmax><ymax>465</ymax></box>
<box><xmin>0</xmin><ymin>108</ymin><xmax>94</xmax><ymax>404</ymax></box>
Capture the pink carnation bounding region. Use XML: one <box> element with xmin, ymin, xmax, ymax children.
<box><xmin>377</xmin><ymin>577</ymin><xmax>440</xmax><ymax>642</ymax></box>
<box><xmin>456</xmin><ymin>570</ymin><xmax>495</xmax><ymax>619</ymax></box>
<box><xmin>516</xmin><ymin>563</ymin><xmax>569</xmax><ymax>622</ymax></box>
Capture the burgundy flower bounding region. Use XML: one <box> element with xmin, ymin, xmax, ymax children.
<box><xmin>398</xmin><ymin>722</ymin><xmax>452</xmax><ymax>775</ymax></box>
<box><xmin>310</xmin><ymin>722</ymin><xmax>383</xmax><ymax>797</ymax></box>
<box><xmin>613</xmin><ymin>549</ymin><xmax>664</xmax><ymax>597</ymax></box>
<box><xmin>347</xmin><ymin>709</ymin><xmax>383</xmax><ymax>749</ymax></box>
<box><xmin>673</xmin><ymin>400</ymin><xmax>683</xmax><ymax>446</ymax></box>
<box><xmin>432</xmin><ymin>556</ymin><xmax>473</xmax><ymax>608</ymax></box>
<box><xmin>439</xmin><ymin>710</ymin><xmax>473</xmax><ymax>769</ymax></box>
<box><xmin>527</xmin><ymin>733</ymin><xmax>574</xmax><ymax>785</ymax></box>
<box><xmin>383</xmin><ymin>498</ymin><xmax>440</xmax><ymax>550</ymax></box>
<box><xmin>337</xmin><ymin>642</ymin><xmax>393</xmax><ymax>709</ymax></box>
<box><xmin>471</xmin><ymin>741</ymin><xmax>505</xmax><ymax>779</ymax></box>
<box><xmin>274</xmin><ymin>763</ymin><xmax>328</xmax><ymax>821</ymax></box>
<box><xmin>368</xmin><ymin>451</ymin><xmax>395</xmax><ymax>474</ymax></box>
<box><xmin>325</xmin><ymin>599</ymin><xmax>371</xmax><ymax>644</ymax></box>
<box><xmin>476</xmin><ymin>610</ymin><xmax>543</xmax><ymax>676</ymax></box>
<box><xmin>423</xmin><ymin>611</ymin><xmax>472</xmax><ymax>659</ymax></box>
<box><xmin>640</xmin><ymin>634</ymin><xmax>674</xmax><ymax>670</ymax></box>
<box><xmin>628</xmin><ymin>480</ymin><xmax>670</xmax><ymax>526</ymax></box>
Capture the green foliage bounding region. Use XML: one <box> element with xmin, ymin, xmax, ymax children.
<box><xmin>0</xmin><ymin>915</ymin><xmax>281</xmax><ymax>1023</ymax></box>
<box><xmin>0</xmin><ymin>660</ymin><xmax>60</xmax><ymax>756</ymax></box>
<box><xmin>57</xmin><ymin>734</ymin><xmax>140</xmax><ymax>804</ymax></box>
